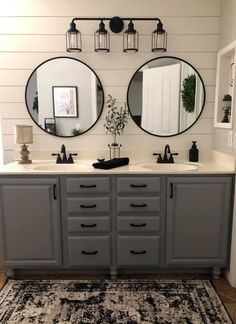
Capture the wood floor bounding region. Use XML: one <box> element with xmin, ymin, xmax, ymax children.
<box><xmin>0</xmin><ymin>270</ymin><xmax>236</xmax><ymax>322</ymax></box>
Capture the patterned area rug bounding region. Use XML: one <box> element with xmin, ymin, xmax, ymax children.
<box><xmin>0</xmin><ymin>279</ymin><xmax>232</xmax><ymax>323</ymax></box>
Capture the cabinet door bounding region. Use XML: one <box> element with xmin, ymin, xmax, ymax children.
<box><xmin>166</xmin><ymin>177</ymin><xmax>232</xmax><ymax>266</ymax></box>
<box><xmin>0</xmin><ymin>178</ymin><xmax>61</xmax><ymax>267</ymax></box>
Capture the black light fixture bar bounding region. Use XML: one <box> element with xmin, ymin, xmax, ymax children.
<box><xmin>66</xmin><ymin>16</ymin><xmax>167</xmax><ymax>52</ymax></box>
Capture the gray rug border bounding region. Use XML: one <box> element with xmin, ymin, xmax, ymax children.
<box><xmin>0</xmin><ymin>278</ymin><xmax>232</xmax><ymax>323</ymax></box>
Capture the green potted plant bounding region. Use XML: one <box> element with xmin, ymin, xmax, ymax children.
<box><xmin>181</xmin><ymin>74</ymin><xmax>196</xmax><ymax>113</ymax></box>
<box><xmin>71</xmin><ymin>128</ymin><xmax>82</xmax><ymax>136</ymax></box>
<box><xmin>222</xmin><ymin>94</ymin><xmax>232</xmax><ymax>108</ymax></box>
<box><xmin>104</xmin><ymin>94</ymin><xmax>129</xmax><ymax>158</ymax></box>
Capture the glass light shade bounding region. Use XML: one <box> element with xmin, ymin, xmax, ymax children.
<box><xmin>15</xmin><ymin>125</ymin><xmax>33</xmax><ymax>144</ymax></box>
<box><xmin>123</xmin><ymin>21</ymin><xmax>139</xmax><ymax>52</ymax></box>
<box><xmin>152</xmin><ymin>22</ymin><xmax>167</xmax><ymax>52</ymax></box>
<box><xmin>66</xmin><ymin>22</ymin><xmax>82</xmax><ymax>52</ymax></box>
<box><xmin>94</xmin><ymin>21</ymin><xmax>110</xmax><ymax>52</ymax></box>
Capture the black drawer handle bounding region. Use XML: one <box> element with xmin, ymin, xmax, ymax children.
<box><xmin>170</xmin><ymin>182</ymin><xmax>173</xmax><ymax>199</ymax></box>
<box><xmin>130</xmin><ymin>184</ymin><xmax>147</xmax><ymax>188</ymax></box>
<box><xmin>80</xmin><ymin>224</ymin><xmax>97</xmax><ymax>228</ymax></box>
<box><xmin>80</xmin><ymin>204</ymin><xmax>97</xmax><ymax>208</ymax></box>
<box><xmin>53</xmin><ymin>184</ymin><xmax>57</xmax><ymax>200</ymax></box>
<box><xmin>130</xmin><ymin>250</ymin><xmax>146</xmax><ymax>255</ymax></box>
<box><xmin>81</xmin><ymin>250</ymin><xmax>98</xmax><ymax>255</ymax></box>
<box><xmin>80</xmin><ymin>184</ymin><xmax>97</xmax><ymax>188</ymax></box>
<box><xmin>130</xmin><ymin>223</ymin><xmax>146</xmax><ymax>227</ymax></box>
<box><xmin>130</xmin><ymin>203</ymin><xmax>147</xmax><ymax>208</ymax></box>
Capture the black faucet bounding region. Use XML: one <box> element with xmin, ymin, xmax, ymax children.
<box><xmin>163</xmin><ymin>144</ymin><xmax>171</xmax><ymax>162</ymax></box>
<box><xmin>51</xmin><ymin>144</ymin><xmax>78</xmax><ymax>164</ymax></box>
<box><xmin>153</xmin><ymin>144</ymin><xmax>178</xmax><ymax>163</ymax></box>
<box><xmin>61</xmin><ymin>144</ymin><xmax>68</xmax><ymax>163</ymax></box>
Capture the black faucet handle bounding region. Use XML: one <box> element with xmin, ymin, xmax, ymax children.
<box><xmin>51</xmin><ymin>153</ymin><xmax>62</xmax><ymax>164</ymax></box>
<box><xmin>68</xmin><ymin>153</ymin><xmax>78</xmax><ymax>164</ymax></box>
<box><xmin>153</xmin><ymin>153</ymin><xmax>163</xmax><ymax>163</ymax></box>
<box><xmin>169</xmin><ymin>152</ymin><xmax>179</xmax><ymax>163</ymax></box>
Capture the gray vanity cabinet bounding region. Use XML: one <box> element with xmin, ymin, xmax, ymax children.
<box><xmin>0</xmin><ymin>178</ymin><xmax>61</xmax><ymax>267</ymax></box>
<box><xmin>166</xmin><ymin>176</ymin><xmax>232</xmax><ymax>269</ymax></box>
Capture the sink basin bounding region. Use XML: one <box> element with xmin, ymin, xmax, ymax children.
<box><xmin>32</xmin><ymin>163</ymin><xmax>89</xmax><ymax>171</ymax></box>
<box><xmin>141</xmin><ymin>163</ymin><xmax>198</xmax><ymax>172</ymax></box>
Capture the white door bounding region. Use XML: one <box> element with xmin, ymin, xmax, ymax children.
<box><xmin>142</xmin><ymin>63</ymin><xmax>181</xmax><ymax>135</ymax></box>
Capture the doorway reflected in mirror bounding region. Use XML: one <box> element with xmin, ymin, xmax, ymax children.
<box><xmin>127</xmin><ymin>56</ymin><xmax>205</xmax><ymax>137</ymax></box>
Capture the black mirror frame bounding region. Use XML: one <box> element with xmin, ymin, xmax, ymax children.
<box><xmin>25</xmin><ymin>56</ymin><xmax>104</xmax><ymax>138</ymax></box>
<box><xmin>126</xmin><ymin>55</ymin><xmax>206</xmax><ymax>137</ymax></box>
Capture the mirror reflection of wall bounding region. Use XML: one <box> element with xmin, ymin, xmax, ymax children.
<box><xmin>25</xmin><ymin>57</ymin><xmax>104</xmax><ymax>137</ymax></box>
<box><xmin>127</xmin><ymin>56</ymin><xmax>205</xmax><ymax>137</ymax></box>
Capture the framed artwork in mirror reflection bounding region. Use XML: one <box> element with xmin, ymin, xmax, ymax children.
<box><xmin>52</xmin><ymin>86</ymin><xmax>78</xmax><ymax>117</ymax></box>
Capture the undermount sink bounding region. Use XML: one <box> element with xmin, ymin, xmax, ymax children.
<box><xmin>32</xmin><ymin>163</ymin><xmax>89</xmax><ymax>171</ymax></box>
<box><xmin>141</xmin><ymin>163</ymin><xmax>198</xmax><ymax>171</ymax></box>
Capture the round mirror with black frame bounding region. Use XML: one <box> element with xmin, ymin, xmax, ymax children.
<box><xmin>127</xmin><ymin>56</ymin><xmax>206</xmax><ymax>137</ymax></box>
<box><xmin>25</xmin><ymin>56</ymin><xmax>104</xmax><ymax>137</ymax></box>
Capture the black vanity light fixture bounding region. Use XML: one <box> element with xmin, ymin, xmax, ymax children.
<box><xmin>66</xmin><ymin>16</ymin><xmax>167</xmax><ymax>53</ymax></box>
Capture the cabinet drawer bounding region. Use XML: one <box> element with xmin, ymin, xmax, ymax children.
<box><xmin>67</xmin><ymin>197</ymin><xmax>110</xmax><ymax>214</ymax></box>
<box><xmin>118</xmin><ymin>217</ymin><xmax>160</xmax><ymax>233</ymax></box>
<box><xmin>117</xmin><ymin>177</ymin><xmax>160</xmax><ymax>194</ymax></box>
<box><xmin>66</xmin><ymin>177</ymin><xmax>110</xmax><ymax>194</ymax></box>
<box><xmin>68</xmin><ymin>236</ymin><xmax>110</xmax><ymax>266</ymax></box>
<box><xmin>117</xmin><ymin>197</ymin><xmax>160</xmax><ymax>214</ymax></box>
<box><xmin>117</xmin><ymin>236</ymin><xmax>160</xmax><ymax>267</ymax></box>
<box><xmin>68</xmin><ymin>217</ymin><xmax>110</xmax><ymax>233</ymax></box>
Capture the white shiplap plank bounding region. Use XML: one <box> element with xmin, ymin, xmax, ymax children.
<box><xmin>0</xmin><ymin>103</ymin><xmax>29</xmax><ymax>118</ymax></box>
<box><xmin>0</xmin><ymin>85</ymin><xmax>215</xmax><ymax>103</ymax></box>
<box><xmin>0</xmin><ymin>52</ymin><xmax>217</xmax><ymax>70</ymax></box>
<box><xmin>0</xmin><ymin>101</ymin><xmax>214</xmax><ymax>120</ymax></box>
<box><xmin>1</xmin><ymin>117</ymin><xmax>213</xmax><ymax>136</ymax></box>
<box><xmin>0</xmin><ymin>17</ymin><xmax>219</xmax><ymax>35</ymax></box>
<box><xmin>0</xmin><ymin>0</ymin><xmax>220</xmax><ymax>17</ymax></box>
<box><xmin>0</xmin><ymin>68</ymin><xmax>216</xmax><ymax>87</ymax></box>
<box><xmin>3</xmin><ymin>133</ymin><xmax>213</xmax><ymax>152</ymax></box>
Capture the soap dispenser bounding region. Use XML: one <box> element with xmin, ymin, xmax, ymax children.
<box><xmin>189</xmin><ymin>141</ymin><xmax>199</xmax><ymax>162</ymax></box>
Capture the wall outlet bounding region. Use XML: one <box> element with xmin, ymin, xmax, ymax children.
<box><xmin>228</xmin><ymin>130</ymin><xmax>233</xmax><ymax>147</ymax></box>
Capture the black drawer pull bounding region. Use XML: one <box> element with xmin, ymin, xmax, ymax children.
<box><xmin>130</xmin><ymin>203</ymin><xmax>147</xmax><ymax>208</ymax></box>
<box><xmin>170</xmin><ymin>182</ymin><xmax>173</xmax><ymax>199</ymax></box>
<box><xmin>130</xmin><ymin>223</ymin><xmax>146</xmax><ymax>227</ymax></box>
<box><xmin>130</xmin><ymin>184</ymin><xmax>147</xmax><ymax>188</ymax></box>
<box><xmin>130</xmin><ymin>250</ymin><xmax>146</xmax><ymax>255</ymax></box>
<box><xmin>53</xmin><ymin>184</ymin><xmax>57</xmax><ymax>200</ymax></box>
<box><xmin>80</xmin><ymin>224</ymin><xmax>97</xmax><ymax>228</ymax></box>
<box><xmin>80</xmin><ymin>184</ymin><xmax>97</xmax><ymax>188</ymax></box>
<box><xmin>80</xmin><ymin>204</ymin><xmax>97</xmax><ymax>208</ymax></box>
<box><xmin>81</xmin><ymin>250</ymin><xmax>98</xmax><ymax>255</ymax></box>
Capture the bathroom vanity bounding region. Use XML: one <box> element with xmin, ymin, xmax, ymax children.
<box><xmin>0</xmin><ymin>161</ymin><xmax>233</xmax><ymax>279</ymax></box>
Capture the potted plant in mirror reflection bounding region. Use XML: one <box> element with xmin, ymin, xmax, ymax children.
<box><xmin>181</xmin><ymin>74</ymin><xmax>196</xmax><ymax>113</ymax></box>
<box><xmin>72</xmin><ymin>128</ymin><xmax>82</xmax><ymax>136</ymax></box>
<box><xmin>222</xmin><ymin>94</ymin><xmax>232</xmax><ymax>123</ymax></box>
<box><xmin>104</xmin><ymin>94</ymin><xmax>129</xmax><ymax>159</ymax></box>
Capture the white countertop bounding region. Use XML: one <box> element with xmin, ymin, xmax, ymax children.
<box><xmin>0</xmin><ymin>159</ymin><xmax>234</xmax><ymax>175</ymax></box>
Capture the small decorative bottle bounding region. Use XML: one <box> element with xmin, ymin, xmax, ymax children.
<box><xmin>189</xmin><ymin>141</ymin><xmax>199</xmax><ymax>162</ymax></box>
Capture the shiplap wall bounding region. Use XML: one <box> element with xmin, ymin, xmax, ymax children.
<box><xmin>0</xmin><ymin>0</ymin><xmax>220</xmax><ymax>163</ymax></box>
